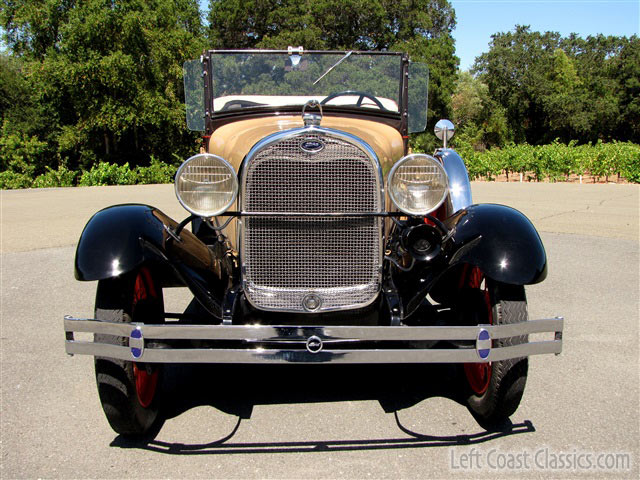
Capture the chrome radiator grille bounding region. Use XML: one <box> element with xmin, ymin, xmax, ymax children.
<box><xmin>241</xmin><ymin>130</ymin><xmax>382</xmax><ymax>312</ymax></box>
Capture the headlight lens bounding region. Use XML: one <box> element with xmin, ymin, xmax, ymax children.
<box><xmin>175</xmin><ymin>153</ymin><xmax>238</xmax><ymax>217</ymax></box>
<box><xmin>388</xmin><ymin>154</ymin><xmax>449</xmax><ymax>215</ymax></box>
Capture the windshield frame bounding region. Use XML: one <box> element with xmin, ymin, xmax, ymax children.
<box><xmin>201</xmin><ymin>50</ymin><xmax>410</xmax><ymax>137</ymax></box>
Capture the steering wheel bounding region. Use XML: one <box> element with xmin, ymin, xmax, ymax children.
<box><xmin>219</xmin><ymin>99</ymin><xmax>265</xmax><ymax>111</ymax></box>
<box><xmin>320</xmin><ymin>91</ymin><xmax>387</xmax><ymax>110</ymax></box>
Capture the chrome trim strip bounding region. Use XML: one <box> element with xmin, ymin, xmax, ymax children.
<box><xmin>65</xmin><ymin>317</ymin><xmax>134</xmax><ymax>336</ymax></box>
<box><xmin>243</xmin><ymin>284</ymin><xmax>382</xmax><ymax>314</ymax></box>
<box><xmin>64</xmin><ymin>316</ymin><xmax>563</xmax><ymax>341</ymax></box>
<box><xmin>486</xmin><ymin>342</ymin><xmax>562</xmax><ymax>362</ymax></box>
<box><xmin>243</xmin><ymin>284</ymin><xmax>383</xmax><ymax>314</ymax></box>
<box><xmin>238</xmin><ymin>212</ymin><xmax>394</xmax><ymax>217</ymax></box>
<box><xmin>64</xmin><ymin>316</ymin><xmax>563</xmax><ymax>364</ymax></box>
<box><xmin>489</xmin><ymin>317</ymin><xmax>563</xmax><ymax>339</ymax></box>
<box><xmin>67</xmin><ymin>342</ymin><xmax>130</xmax><ymax>359</ymax></box>
<box><xmin>65</xmin><ymin>341</ymin><xmax>561</xmax><ymax>364</ymax></box>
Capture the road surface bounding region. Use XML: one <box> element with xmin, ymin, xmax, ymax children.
<box><xmin>1</xmin><ymin>182</ymin><xmax>638</xmax><ymax>478</ymax></box>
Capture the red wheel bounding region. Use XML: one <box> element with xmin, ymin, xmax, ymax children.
<box><xmin>463</xmin><ymin>266</ymin><xmax>492</xmax><ymax>395</ymax></box>
<box><xmin>133</xmin><ymin>364</ymin><xmax>159</xmax><ymax>408</ymax></box>
<box><xmin>457</xmin><ymin>266</ymin><xmax>529</xmax><ymax>428</ymax></box>
<box><xmin>94</xmin><ymin>267</ymin><xmax>165</xmax><ymax>436</ymax></box>
<box><xmin>131</xmin><ymin>268</ymin><xmax>160</xmax><ymax>408</ymax></box>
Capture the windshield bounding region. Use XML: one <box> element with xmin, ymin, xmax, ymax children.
<box><xmin>212</xmin><ymin>51</ymin><xmax>402</xmax><ymax>113</ymax></box>
<box><xmin>184</xmin><ymin>51</ymin><xmax>428</xmax><ymax>132</ymax></box>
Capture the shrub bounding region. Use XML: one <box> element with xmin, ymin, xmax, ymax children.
<box><xmin>0</xmin><ymin>170</ymin><xmax>33</xmax><ymax>189</ymax></box>
<box><xmin>32</xmin><ymin>166</ymin><xmax>78</xmax><ymax>188</ymax></box>
<box><xmin>619</xmin><ymin>143</ymin><xmax>640</xmax><ymax>182</ymax></box>
<box><xmin>79</xmin><ymin>162</ymin><xmax>136</xmax><ymax>186</ymax></box>
<box><xmin>459</xmin><ymin>141</ymin><xmax>639</xmax><ymax>182</ymax></box>
<box><xmin>135</xmin><ymin>157</ymin><xmax>177</xmax><ymax>184</ymax></box>
<box><xmin>0</xmin><ymin>122</ymin><xmax>48</xmax><ymax>189</ymax></box>
<box><xmin>75</xmin><ymin>159</ymin><xmax>178</xmax><ymax>186</ymax></box>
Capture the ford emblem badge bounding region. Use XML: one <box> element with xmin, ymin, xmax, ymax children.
<box><xmin>300</xmin><ymin>139</ymin><xmax>325</xmax><ymax>154</ymax></box>
<box><xmin>306</xmin><ymin>335</ymin><xmax>324</xmax><ymax>354</ymax></box>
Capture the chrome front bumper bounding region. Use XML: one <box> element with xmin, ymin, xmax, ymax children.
<box><xmin>64</xmin><ymin>315</ymin><xmax>563</xmax><ymax>364</ymax></box>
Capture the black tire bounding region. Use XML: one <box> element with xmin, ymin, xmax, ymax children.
<box><xmin>463</xmin><ymin>278</ymin><xmax>529</xmax><ymax>429</ymax></box>
<box><xmin>94</xmin><ymin>267</ymin><xmax>164</xmax><ymax>436</ymax></box>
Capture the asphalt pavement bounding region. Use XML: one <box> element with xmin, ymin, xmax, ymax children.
<box><xmin>1</xmin><ymin>182</ymin><xmax>638</xmax><ymax>479</ymax></box>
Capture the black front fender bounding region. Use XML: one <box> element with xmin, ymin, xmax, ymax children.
<box><xmin>444</xmin><ymin>203</ymin><xmax>547</xmax><ymax>285</ymax></box>
<box><xmin>75</xmin><ymin>204</ymin><xmax>167</xmax><ymax>281</ymax></box>
<box><xmin>75</xmin><ymin>204</ymin><xmax>227</xmax><ymax>318</ymax></box>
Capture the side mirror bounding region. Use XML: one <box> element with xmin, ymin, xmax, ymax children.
<box><xmin>434</xmin><ymin>119</ymin><xmax>455</xmax><ymax>148</ymax></box>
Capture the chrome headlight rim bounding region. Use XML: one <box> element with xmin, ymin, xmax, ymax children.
<box><xmin>174</xmin><ymin>153</ymin><xmax>239</xmax><ymax>218</ymax></box>
<box><xmin>387</xmin><ymin>153</ymin><xmax>449</xmax><ymax>216</ymax></box>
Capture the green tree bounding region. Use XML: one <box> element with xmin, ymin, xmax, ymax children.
<box><xmin>540</xmin><ymin>48</ymin><xmax>592</xmax><ymax>141</ymax></box>
<box><xmin>474</xmin><ymin>26</ymin><xmax>637</xmax><ymax>145</ymax></box>
<box><xmin>0</xmin><ymin>0</ymin><xmax>75</xmax><ymax>57</ymax></box>
<box><xmin>561</xmin><ymin>33</ymin><xmax>626</xmax><ymax>143</ymax></box>
<box><xmin>452</xmin><ymin>71</ymin><xmax>486</xmax><ymax>129</ymax></box>
<box><xmin>0</xmin><ymin>53</ymin><xmax>42</xmax><ymax>135</ymax></box>
<box><xmin>473</xmin><ymin>25</ymin><xmax>563</xmax><ymax>144</ymax></box>
<box><xmin>0</xmin><ymin>53</ymin><xmax>50</xmax><ymax>186</ymax></box>
<box><xmin>614</xmin><ymin>36</ymin><xmax>640</xmax><ymax>143</ymax></box>
<box><xmin>451</xmin><ymin>71</ymin><xmax>509</xmax><ymax>150</ymax></box>
<box><xmin>1</xmin><ymin>0</ymin><xmax>205</xmax><ymax>174</ymax></box>
<box><xmin>208</xmin><ymin>0</ymin><xmax>456</xmax><ymax>51</ymax></box>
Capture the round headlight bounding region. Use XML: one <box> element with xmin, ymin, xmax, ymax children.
<box><xmin>388</xmin><ymin>154</ymin><xmax>449</xmax><ymax>216</ymax></box>
<box><xmin>175</xmin><ymin>153</ymin><xmax>238</xmax><ymax>217</ymax></box>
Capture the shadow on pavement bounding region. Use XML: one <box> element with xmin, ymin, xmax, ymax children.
<box><xmin>112</xmin><ymin>418</ymin><xmax>535</xmax><ymax>454</ymax></box>
<box><xmin>110</xmin><ymin>363</ymin><xmax>536</xmax><ymax>454</ymax></box>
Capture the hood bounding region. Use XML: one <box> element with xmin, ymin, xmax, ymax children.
<box><xmin>207</xmin><ymin>116</ymin><xmax>404</xmax><ymax>174</ymax></box>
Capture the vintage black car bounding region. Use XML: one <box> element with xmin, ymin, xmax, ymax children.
<box><xmin>64</xmin><ymin>49</ymin><xmax>563</xmax><ymax>436</ymax></box>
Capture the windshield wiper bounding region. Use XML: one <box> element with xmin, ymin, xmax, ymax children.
<box><xmin>313</xmin><ymin>51</ymin><xmax>353</xmax><ymax>85</ymax></box>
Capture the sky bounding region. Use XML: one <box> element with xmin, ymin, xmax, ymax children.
<box><xmin>451</xmin><ymin>0</ymin><xmax>640</xmax><ymax>70</ymax></box>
